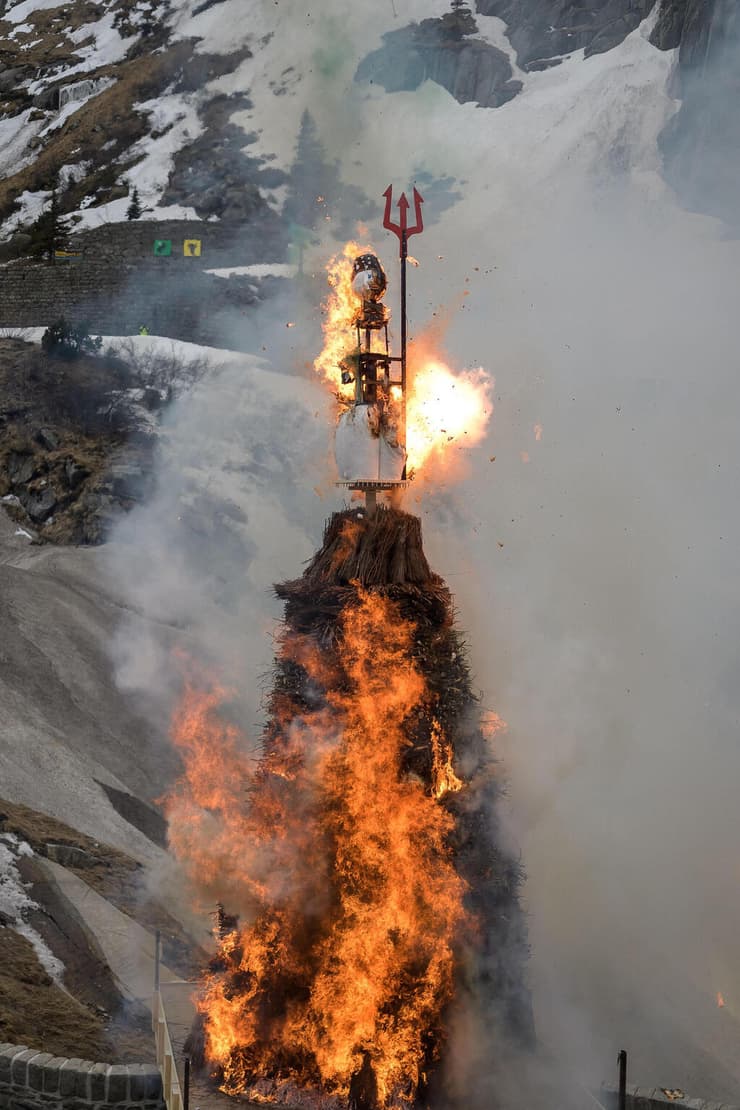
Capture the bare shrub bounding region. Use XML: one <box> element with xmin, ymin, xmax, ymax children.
<box><xmin>112</xmin><ymin>338</ymin><xmax>211</xmax><ymax>403</ymax></box>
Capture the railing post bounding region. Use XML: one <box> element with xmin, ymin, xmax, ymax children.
<box><xmin>617</xmin><ymin>1049</ymin><xmax>627</xmax><ymax>1110</ymax></box>
<box><xmin>154</xmin><ymin>929</ymin><xmax>161</xmax><ymax>992</ymax></box>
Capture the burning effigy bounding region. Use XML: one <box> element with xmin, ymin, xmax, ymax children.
<box><xmin>165</xmin><ymin>193</ymin><xmax>532</xmax><ymax>1108</ymax></box>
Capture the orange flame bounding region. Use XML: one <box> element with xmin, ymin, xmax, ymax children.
<box><xmin>430</xmin><ymin>719</ymin><xmax>463</xmax><ymax>800</ymax></box>
<box><xmin>406</xmin><ymin>359</ymin><xmax>492</xmax><ymax>473</ymax></box>
<box><xmin>166</xmin><ymin>591</ymin><xmax>470</xmax><ymax>1106</ymax></box>
<box><xmin>315</xmin><ymin>242</ymin><xmax>493</xmax><ymax>474</ymax></box>
<box><xmin>163</xmin><ymin>680</ymin><xmax>260</xmax><ymax>908</ymax></box>
<box><xmin>717</xmin><ymin>991</ymin><xmax>726</xmax><ymax>1008</ymax></box>
<box><xmin>314</xmin><ymin>240</ymin><xmax>378</xmax><ymax>400</ymax></box>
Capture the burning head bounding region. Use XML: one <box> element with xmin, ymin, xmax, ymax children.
<box><xmin>351</xmin><ymin>253</ymin><xmax>388</xmax><ymax>303</ymax></box>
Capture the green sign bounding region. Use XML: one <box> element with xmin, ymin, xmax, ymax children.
<box><xmin>153</xmin><ymin>239</ymin><xmax>172</xmax><ymax>257</ymax></box>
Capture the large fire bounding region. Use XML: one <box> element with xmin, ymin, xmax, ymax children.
<box><xmin>315</xmin><ymin>241</ymin><xmax>493</xmax><ymax>475</ymax></box>
<box><xmin>166</xmin><ymin>582</ymin><xmax>472</xmax><ymax>1106</ymax></box>
<box><xmin>162</xmin><ymin>237</ymin><xmax>531</xmax><ymax>1109</ymax></box>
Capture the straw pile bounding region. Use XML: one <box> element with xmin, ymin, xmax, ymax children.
<box><xmin>189</xmin><ymin>507</ymin><xmax>534</xmax><ymax>1103</ymax></box>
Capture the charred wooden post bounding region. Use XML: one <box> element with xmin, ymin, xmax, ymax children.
<box><xmin>215</xmin><ymin>902</ymin><xmax>238</xmax><ymax>938</ymax></box>
<box><xmin>183</xmin><ymin>1013</ymin><xmax>207</xmax><ymax>1072</ymax></box>
<box><xmin>348</xmin><ymin>1052</ymin><xmax>378</xmax><ymax>1110</ymax></box>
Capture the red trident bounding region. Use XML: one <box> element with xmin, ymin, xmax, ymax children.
<box><xmin>382</xmin><ymin>186</ymin><xmax>424</xmax><ymax>409</ymax></box>
<box><xmin>382</xmin><ymin>186</ymin><xmax>424</xmax><ymax>256</ymax></box>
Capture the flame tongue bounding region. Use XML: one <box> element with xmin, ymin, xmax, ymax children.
<box><xmin>315</xmin><ymin>241</ymin><xmax>381</xmax><ymax>400</ymax></box>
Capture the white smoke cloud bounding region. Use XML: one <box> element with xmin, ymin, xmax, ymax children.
<box><xmin>110</xmin><ymin>1</ymin><xmax>740</xmax><ymax>1104</ymax></box>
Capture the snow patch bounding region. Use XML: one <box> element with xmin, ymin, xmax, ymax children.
<box><xmin>102</xmin><ymin>332</ymin><xmax>260</xmax><ymax>364</ymax></box>
<box><xmin>69</xmin><ymin>90</ymin><xmax>204</xmax><ymax>226</ymax></box>
<box><xmin>4</xmin><ymin>0</ymin><xmax>65</xmax><ymax>23</ymax></box>
<box><xmin>68</xmin><ymin>11</ymin><xmax>137</xmax><ymax>70</ymax></box>
<box><xmin>0</xmin><ymin>833</ymin><xmax>65</xmax><ymax>983</ymax></box>
<box><xmin>1</xmin><ymin>188</ymin><xmax>51</xmax><ymax>240</ymax></box>
<box><xmin>474</xmin><ymin>13</ymin><xmax>526</xmax><ymax>80</ymax></box>
<box><xmin>0</xmin><ymin>109</ymin><xmax>44</xmax><ymax>182</ymax></box>
<box><xmin>26</xmin><ymin>12</ymin><xmax>136</xmax><ymax>94</ymax></box>
<box><xmin>205</xmin><ymin>264</ymin><xmax>298</xmax><ymax>279</ymax></box>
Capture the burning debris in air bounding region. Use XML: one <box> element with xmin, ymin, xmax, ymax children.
<box><xmin>164</xmin><ymin>204</ymin><xmax>530</xmax><ymax>1107</ymax></box>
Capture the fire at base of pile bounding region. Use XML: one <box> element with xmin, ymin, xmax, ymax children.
<box><xmin>168</xmin><ymin>508</ymin><xmax>533</xmax><ymax>1109</ymax></box>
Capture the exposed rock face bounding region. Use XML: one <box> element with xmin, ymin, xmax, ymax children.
<box><xmin>474</xmin><ymin>0</ymin><xmax>653</xmax><ymax>68</ymax></box>
<box><xmin>649</xmin><ymin>0</ymin><xmax>716</xmax><ymax>57</ymax></box>
<box><xmin>356</xmin><ymin>11</ymin><xmax>522</xmax><ymax>108</ymax></box>
<box><xmin>657</xmin><ymin>0</ymin><xmax>740</xmax><ymax>226</ymax></box>
<box><xmin>0</xmin><ymin>339</ymin><xmax>157</xmax><ymax>544</ymax></box>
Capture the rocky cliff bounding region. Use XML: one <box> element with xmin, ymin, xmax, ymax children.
<box><xmin>356</xmin><ymin>9</ymin><xmax>522</xmax><ymax>108</ymax></box>
<box><xmin>475</xmin><ymin>0</ymin><xmax>654</xmax><ymax>68</ymax></box>
<box><xmin>656</xmin><ymin>0</ymin><xmax>740</xmax><ymax>225</ymax></box>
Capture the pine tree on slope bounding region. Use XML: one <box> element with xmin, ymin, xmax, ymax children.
<box><xmin>126</xmin><ymin>186</ymin><xmax>142</xmax><ymax>221</ymax></box>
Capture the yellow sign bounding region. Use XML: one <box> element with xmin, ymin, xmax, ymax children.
<box><xmin>183</xmin><ymin>239</ymin><xmax>202</xmax><ymax>257</ymax></box>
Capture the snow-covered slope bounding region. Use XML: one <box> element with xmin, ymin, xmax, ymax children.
<box><xmin>2</xmin><ymin>0</ymin><xmax>740</xmax><ymax>1102</ymax></box>
<box><xmin>0</xmin><ymin>0</ymin><xmax>687</xmax><ymax>251</ymax></box>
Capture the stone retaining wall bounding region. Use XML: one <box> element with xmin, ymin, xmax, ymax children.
<box><xmin>0</xmin><ymin>217</ymin><xmax>287</xmax><ymax>346</ymax></box>
<box><xmin>0</xmin><ymin>257</ymin><xmax>270</xmax><ymax>346</ymax></box>
<box><xmin>70</xmin><ymin>219</ymin><xmax>262</xmax><ymax>267</ymax></box>
<box><xmin>0</xmin><ymin>1044</ymin><xmax>163</xmax><ymax>1110</ymax></box>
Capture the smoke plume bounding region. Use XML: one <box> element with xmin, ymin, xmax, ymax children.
<box><xmin>109</xmin><ymin>1</ymin><xmax>740</xmax><ymax>1103</ymax></box>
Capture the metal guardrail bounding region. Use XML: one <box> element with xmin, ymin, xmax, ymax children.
<box><xmin>152</xmin><ymin>931</ymin><xmax>189</xmax><ymax>1110</ymax></box>
<box><xmin>152</xmin><ymin>988</ymin><xmax>183</xmax><ymax>1110</ymax></box>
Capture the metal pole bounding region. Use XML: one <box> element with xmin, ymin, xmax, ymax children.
<box><xmin>154</xmin><ymin>929</ymin><xmax>161</xmax><ymax>993</ymax></box>
<box><xmin>184</xmin><ymin>1056</ymin><xmax>190</xmax><ymax>1110</ymax></box>
<box><xmin>400</xmin><ymin>229</ymin><xmax>407</xmax><ymax>400</ymax></box>
<box><xmin>400</xmin><ymin>228</ymin><xmax>408</xmax><ymax>480</ymax></box>
<box><xmin>617</xmin><ymin>1049</ymin><xmax>627</xmax><ymax>1110</ymax></box>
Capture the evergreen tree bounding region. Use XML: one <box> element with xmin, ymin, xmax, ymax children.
<box><xmin>126</xmin><ymin>186</ymin><xmax>142</xmax><ymax>220</ymax></box>
<box><xmin>283</xmin><ymin>110</ymin><xmax>378</xmax><ymax>240</ymax></box>
<box><xmin>283</xmin><ymin>110</ymin><xmax>340</xmax><ymax>233</ymax></box>
<box><xmin>29</xmin><ymin>174</ymin><xmax>66</xmax><ymax>262</ymax></box>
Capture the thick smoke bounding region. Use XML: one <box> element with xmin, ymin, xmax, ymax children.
<box><xmin>660</xmin><ymin>0</ymin><xmax>740</xmax><ymax>228</ymax></box>
<box><xmin>110</xmin><ymin>0</ymin><xmax>740</xmax><ymax>1104</ymax></box>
